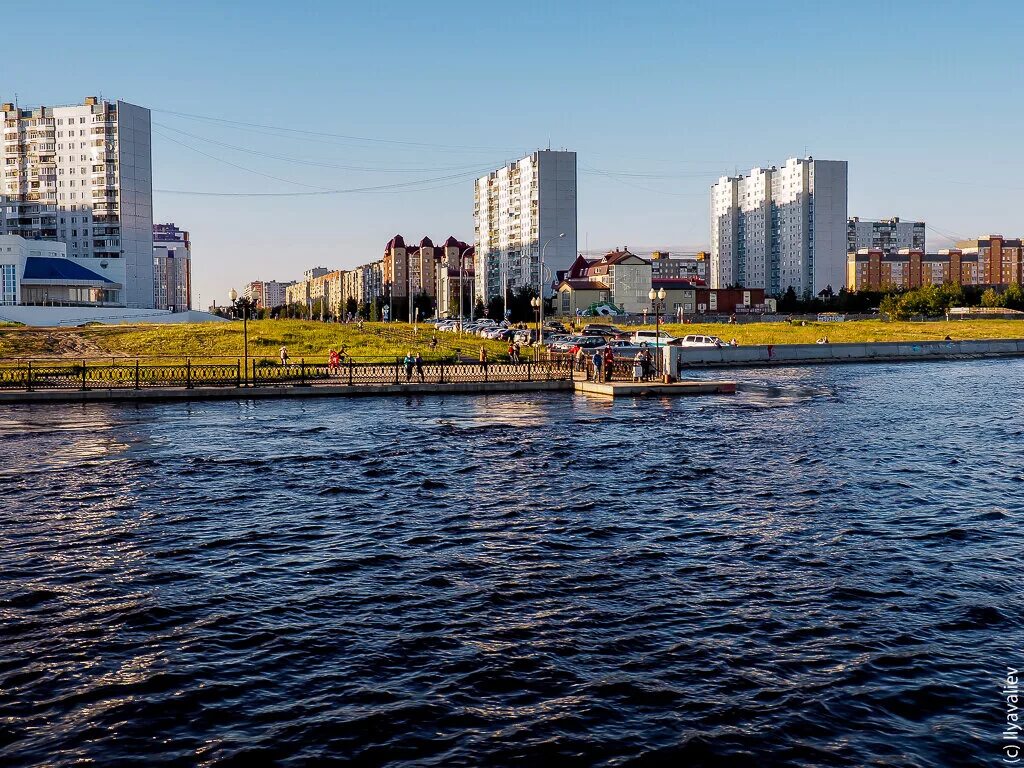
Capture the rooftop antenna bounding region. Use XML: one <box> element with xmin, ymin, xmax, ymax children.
<box><xmin>547</xmin><ymin>138</ymin><xmax>551</xmax><ymax>151</ymax></box>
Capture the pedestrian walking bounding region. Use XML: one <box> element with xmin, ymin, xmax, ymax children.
<box><xmin>328</xmin><ymin>348</ymin><xmax>340</xmax><ymax>375</ymax></box>
<box><xmin>574</xmin><ymin>346</ymin><xmax>585</xmax><ymax>373</ymax></box>
<box><xmin>403</xmin><ymin>351</ymin><xmax>414</xmax><ymax>382</ymax></box>
<box><xmin>479</xmin><ymin>346</ymin><xmax>488</xmax><ymax>374</ymax></box>
<box><xmin>632</xmin><ymin>351</ymin><xmax>644</xmax><ymax>382</ymax></box>
<box><xmin>279</xmin><ymin>345</ymin><xmax>289</xmax><ymax>367</ymax></box>
<box><xmin>414</xmin><ymin>352</ymin><xmax>425</xmax><ymax>382</ymax></box>
<box><xmin>591</xmin><ymin>350</ymin><xmax>602</xmax><ymax>382</ymax></box>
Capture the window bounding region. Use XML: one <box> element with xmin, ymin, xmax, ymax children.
<box><xmin>0</xmin><ymin>264</ymin><xmax>15</xmax><ymax>304</ymax></box>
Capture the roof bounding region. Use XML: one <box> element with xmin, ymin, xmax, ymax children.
<box><xmin>22</xmin><ymin>257</ymin><xmax>115</xmax><ymax>283</ymax></box>
<box><xmin>559</xmin><ymin>279</ymin><xmax>609</xmax><ymax>291</ymax></box>
<box><xmin>419</xmin><ymin>236</ymin><xmax>434</xmax><ymax>248</ymax></box>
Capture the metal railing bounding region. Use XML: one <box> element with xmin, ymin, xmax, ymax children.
<box><xmin>0</xmin><ymin>357</ymin><xmax>572</xmax><ymax>392</ymax></box>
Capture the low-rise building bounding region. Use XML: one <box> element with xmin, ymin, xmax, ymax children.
<box><xmin>0</xmin><ymin>235</ymin><xmax>120</xmax><ymax>306</ymax></box>
<box><xmin>555</xmin><ymin>249</ymin><xmax>653</xmax><ymax>316</ymax></box>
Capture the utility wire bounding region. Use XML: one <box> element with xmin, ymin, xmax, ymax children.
<box><xmin>152</xmin><ymin>129</ymin><xmax>332</xmax><ymax>190</ymax></box>
<box><xmin>154</xmin><ymin>122</ymin><xmax>498</xmax><ymax>174</ymax></box>
<box><xmin>153</xmin><ymin>107</ymin><xmax>522</xmax><ymax>154</ymax></box>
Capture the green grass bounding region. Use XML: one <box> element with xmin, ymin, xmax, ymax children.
<box><xmin>0</xmin><ymin>320</ymin><xmax>515</xmax><ymax>363</ymax></box>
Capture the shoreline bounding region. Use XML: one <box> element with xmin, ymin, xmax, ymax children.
<box><xmin>668</xmin><ymin>337</ymin><xmax>1024</xmax><ymax>369</ymax></box>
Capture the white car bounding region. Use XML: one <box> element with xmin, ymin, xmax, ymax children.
<box><xmin>629</xmin><ymin>330</ymin><xmax>677</xmax><ymax>346</ymax></box>
<box><xmin>675</xmin><ymin>334</ymin><xmax>724</xmax><ymax>347</ymax></box>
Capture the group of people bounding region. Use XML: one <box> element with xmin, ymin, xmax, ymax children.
<box><xmin>576</xmin><ymin>346</ymin><xmax>658</xmax><ymax>383</ymax></box>
<box><xmin>506</xmin><ymin>341</ymin><xmax>525</xmax><ymax>363</ymax></box>
<box><xmin>402</xmin><ymin>352</ymin><xmax>426</xmax><ymax>382</ymax></box>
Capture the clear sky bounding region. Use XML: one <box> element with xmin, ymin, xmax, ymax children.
<box><xmin>5</xmin><ymin>0</ymin><xmax>1022</xmax><ymax>308</ymax></box>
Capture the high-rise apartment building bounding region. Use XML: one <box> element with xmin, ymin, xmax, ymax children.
<box><xmin>474</xmin><ymin>150</ymin><xmax>577</xmax><ymax>302</ymax></box>
<box><xmin>710</xmin><ymin>157</ymin><xmax>848</xmax><ymax>296</ymax></box>
<box><xmin>848</xmin><ymin>217</ymin><xmax>925</xmax><ymax>254</ymax></box>
<box><xmin>153</xmin><ymin>223</ymin><xmax>191</xmax><ymax>312</ymax></box>
<box><xmin>1</xmin><ymin>97</ymin><xmax>154</xmax><ymax>308</ymax></box>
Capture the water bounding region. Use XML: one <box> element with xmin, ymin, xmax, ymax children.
<box><xmin>1</xmin><ymin>360</ymin><xmax>1021</xmax><ymax>767</ymax></box>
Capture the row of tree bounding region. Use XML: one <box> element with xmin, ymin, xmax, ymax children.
<box><xmin>225</xmin><ymin>286</ymin><xmax>550</xmax><ymax>324</ymax></box>
<box><xmin>773</xmin><ymin>283</ymin><xmax>1024</xmax><ymax>318</ymax></box>
<box><xmin>878</xmin><ymin>283</ymin><xmax>1024</xmax><ymax>320</ymax></box>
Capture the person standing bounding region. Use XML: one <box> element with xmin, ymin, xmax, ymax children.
<box><xmin>633</xmin><ymin>351</ymin><xmax>644</xmax><ymax>382</ymax></box>
<box><xmin>414</xmin><ymin>352</ymin><xmax>425</xmax><ymax>382</ymax></box>
<box><xmin>603</xmin><ymin>346</ymin><xmax>615</xmax><ymax>382</ymax></box>
<box><xmin>479</xmin><ymin>346</ymin><xmax>488</xmax><ymax>374</ymax></box>
<box><xmin>591</xmin><ymin>349</ymin><xmax>602</xmax><ymax>382</ymax></box>
<box><xmin>328</xmin><ymin>348</ymin><xmax>340</xmax><ymax>375</ymax></box>
<box><xmin>279</xmin><ymin>346</ymin><xmax>289</xmax><ymax>367</ymax></box>
<box><xmin>403</xmin><ymin>352</ymin><xmax>415</xmax><ymax>382</ymax></box>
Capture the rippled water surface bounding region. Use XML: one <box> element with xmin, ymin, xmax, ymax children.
<box><xmin>1</xmin><ymin>360</ymin><xmax>1022</xmax><ymax>766</ymax></box>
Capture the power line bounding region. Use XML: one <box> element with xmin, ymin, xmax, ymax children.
<box><xmin>153</xmin><ymin>122</ymin><xmax>498</xmax><ymax>174</ymax></box>
<box><xmin>153</xmin><ymin>107</ymin><xmax>522</xmax><ymax>154</ymax></box>
<box><xmin>152</xmin><ymin>128</ymin><xmax>331</xmax><ymax>190</ymax></box>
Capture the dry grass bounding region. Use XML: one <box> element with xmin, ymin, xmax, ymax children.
<box><xmin>656</xmin><ymin>319</ymin><xmax>1024</xmax><ymax>346</ymax></box>
<box><xmin>2</xmin><ymin>318</ymin><xmax>1022</xmax><ymax>363</ymax></box>
<box><xmin>0</xmin><ymin>321</ymin><xmax>513</xmax><ymax>363</ymax></box>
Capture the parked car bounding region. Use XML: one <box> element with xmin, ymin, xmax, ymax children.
<box><xmin>629</xmin><ymin>330</ymin><xmax>677</xmax><ymax>346</ymax></box>
<box><xmin>583</xmin><ymin>323</ymin><xmax>624</xmax><ymax>336</ymax></box>
<box><xmin>673</xmin><ymin>334</ymin><xmax>724</xmax><ymax>347</ymax></box>
<box><xmin>550</xmin><ymin>335</ymin><xmax>604</xmax><ymax>353</ymax></box>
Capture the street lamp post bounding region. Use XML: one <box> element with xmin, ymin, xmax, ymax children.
<box><xmin>648</xmin><ymin>287</ymin><xmax>667</xmax><ymax>378</ymax></box>
<box><xmin>537</xmin><ymin>233</ymin><xmax>565</xmax><ymax>360</ymax></box>
<box><xmin>228</xmin><ymin>287</ymin><xmax>255</xmax><ymax>386</ymax></box>
<box><xmin>530</xmin><ymin>296</ymin><xmax>541</xmax><ymax>356</ymax></box>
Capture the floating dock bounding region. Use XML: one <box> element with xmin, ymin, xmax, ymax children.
<box><xmin>573</xmin><ymin>379</ymin><xmax>736</xmax><ymax>397</ymax></box>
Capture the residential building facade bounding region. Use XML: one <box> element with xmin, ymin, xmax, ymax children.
<box><xmin>1</xmin><ymin>97</ymin><xmax>154</xmax><ymax>307</ymax></box>
<box><xmin>710</xmin><ymin>157</ymin><xmax>848</xmax><ymax>297</ymax></box>
<box><xmin>848</xmin><ymin>235</ymin><xmax>1024</xmax><ymax>291</ymax></box>
<box><xmin>152</xmin><ymin>223</ymin><xmax>190</xmax><ymax>312</ymax></box>
<box><xmin>649</xmin><ymin>250</ymin><xmax>708</xmax><ymax>283</ymax></box>
<box><xmin>848</xmin><ymin>217</ymin><xmax>925</xmax><ymax>254</ymax></box>
<box><xmin>957</xmin><ymin>235</ymin><xmax>1024</xmax><ymax>286</ymax></box>
<box><xmin>555</xmin><ymin>249</ymin><xmax>653</xmax><ymax>316</ymax></box>
<box><xmin>244</xmin><ymin>279</ymin><xmax>291</xmax><ymax>309</ymax></box>
<box><xmin>474</xmin><ymin>150</ymin><xmax>577</xmax><ymax>302</ymax></box>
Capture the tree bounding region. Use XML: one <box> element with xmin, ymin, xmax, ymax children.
<box><xmin>981</xmin><ymin>288</ymin><xmax>1003</xmax><ymax>308</ymax></box>
<box><xmin>778</xmin><ymin>286</ymin><xmax>799</xmax><ymax>313</ymax></box>
<box><xmin>1002</xmin><ymin>283</ymin><xmax>1024</xmax><ymax>311</ymax></box>
<box><xmin>879</xmin><ymin>293</ymin><xmax>905</xmax><ymax>321</ymax></box>
<box><xmin>369</xmin><ymin>299</ymin><xmax>379</xmax><ymax>322</ymax></box>
<box><xmin>346</xmin><ymin>297</ymin><xmax>358</xmax><ymax>317</ymax></box>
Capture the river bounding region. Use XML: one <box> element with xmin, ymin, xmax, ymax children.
<box><xmin>1</xmin><ymin>359</ymin><xmax>1021</xmax><ymax>766</ymax></box>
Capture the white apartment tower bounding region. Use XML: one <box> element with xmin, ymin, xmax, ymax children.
<box><xmin>474</xmin><ymin>150</ymin><xmax>577</xmax><ymax>302</ymax></box>
<box><xmin>710</xmin><ymin>157</ymin><xmax>848</xmax><ymax>296</ymax></box>
<box><xmin>1</xmin><ymin>97</ymin><xmax>154</xmax><ymax>308</ymax></box>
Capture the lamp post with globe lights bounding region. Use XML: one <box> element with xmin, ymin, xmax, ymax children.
<box><xmin>228</xmin><ymin>288</ymin><xmax>257</xmax><ymax>385</ymax></box>
<box><xmin>648</xmin><ymin>286</ymin><xmax>667</xmax><ymax>377</ymax></box>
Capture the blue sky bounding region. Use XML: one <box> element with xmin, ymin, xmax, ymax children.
<box><xmin>5</xmin><ymin>0</ymin><xmax>1022</xmax><ymax>307</ymax></box>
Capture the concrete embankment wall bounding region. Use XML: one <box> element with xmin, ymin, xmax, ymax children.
<box><xmin>666</xmin><ymin>339</ymin><xmax>1024</xmax><ymax>369</ymax></box>
<box><xmin>0</xmin><ymin>379</ymin><xmax>572</xmax><ymax>405</ymax></box>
